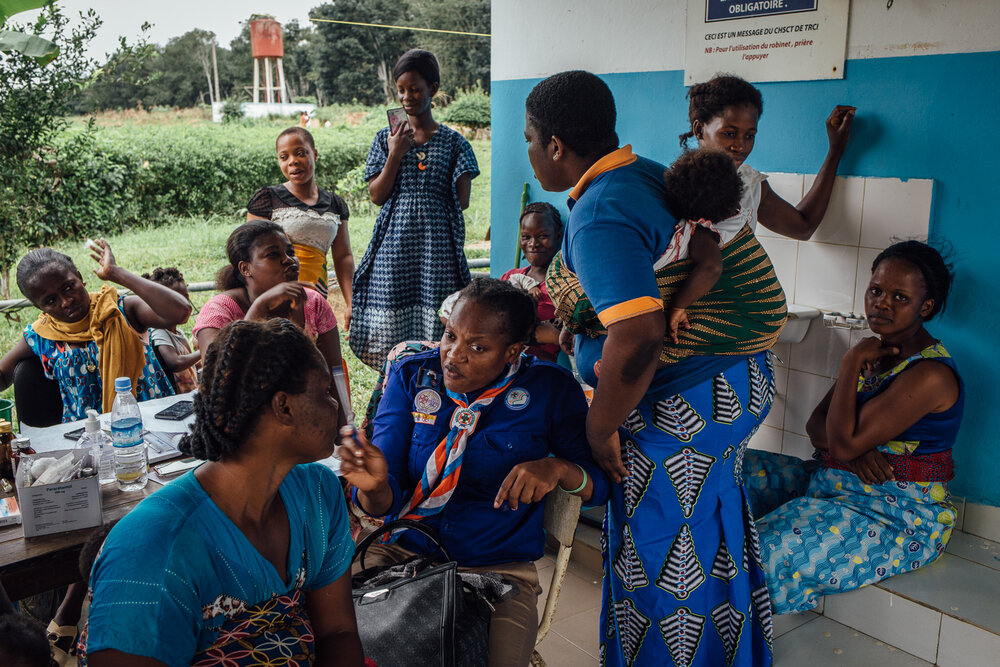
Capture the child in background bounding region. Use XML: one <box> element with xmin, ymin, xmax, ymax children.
<box><xmin>440</xmin><ymin>203</ymin><xmax>565</xmax><ymax>362</ymax></box>
<box><xmin>143</xmin><ymin>267</ymin><xmax>199</xmax><ymax>393</ymax></box>
<box><xmin>500</xmin><ymin>202</ymin><xmax>564</xmax><ymax>362</ymax></box>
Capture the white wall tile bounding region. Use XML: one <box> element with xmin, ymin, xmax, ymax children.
<box><xmin>794</xmin><ymin>242</ymin><xmax>858</xmax><ymax>312</ymax></box>
<box><xmin>853</xmin><ymin>246</ymin><xmax>881</xmax><ymax>314</ymax></box>
<box><xmin>823</xmin><ymin>586</ymin><xmax>942</xmax><ymax>664</ymax></box>
<box><xmin>963</xmin><ymin>502</ymin><xmax>1000</xmax><ymax>543</ymax></box>
<box><xmin>805</xmin><ymin>175</ymin><xmax>864</xmax><ymax>246</ymax></box>
<box><xmin>758</xmin><ymin>172</ymin><xmax>804</xmax><ymax>238</ymax></box>
<box><xmin>763</xmin><ymin>350</ymin><xmax>789</xmax><ymax>429</ymax></box>
<box><xmin>763</xmin><ymin>391</ymin><xmax>786</xmax><ymax>430</ymax></box>
<box><xmin>860</xmin><ymin>177</ymin><xmax>933</xmax><ymax>249</ymax></box>
<box><xmin>749</xmin><ymin>425</ymin><xmax>783</xmax><ymax>453</ymax></box>
<box><xmin>780</xmin><ymin>432</ymin><xmax>815</xmax><ymax>460</ymax></box>
<box><xmin>787</xmin><ymin>321</ymin><xmax>851</xmax><ymax>378</ymax></box>
<box><xmin>757</xmin><ymin>234</ymin><xmax>798</xmax><ymax>297</ymax></box>
<box><xmin>771</xmin><ymin>343</ymin><xmax>791</xmax><ymax>366</ymax></box>
<box><xmin>952</xmin><ymin>496</ymin><xmax>966</xmax><ymax>531</ymax></box>
<box><xmin>784</xmin><ymin>371</ymin><xmax>834</xmax><ymax>437</ymax></box>
<box><xmin>937</xmin><ymin>615</ymin><xmax>1000</xmax><ymax>667</ymax></box>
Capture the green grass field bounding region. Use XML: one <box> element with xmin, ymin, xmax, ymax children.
<box><xmin>0</xmin><ymin>137</ymin><xmax>491</xmax><ymax>421</ymax></box>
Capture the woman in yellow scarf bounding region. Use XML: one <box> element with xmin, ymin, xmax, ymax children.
<box><xmin>0</xmin><ymin>239</ymin><xmax>192</xmax><ymax>422</ymax></box>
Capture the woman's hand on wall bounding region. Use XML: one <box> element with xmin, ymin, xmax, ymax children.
<box><xmin>826</xmin><ymin>105</ymin><xmax>856</xmax><ymax>157</ymax></box>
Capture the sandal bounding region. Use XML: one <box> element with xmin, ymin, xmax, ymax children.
<box><xmin>46</xmin><ymin>620</ymin><xmax>78</xmax><ymax>667</ymax></box>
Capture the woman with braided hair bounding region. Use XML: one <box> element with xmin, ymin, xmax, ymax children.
<box><xmin>85</xmin><ymin>319</ymin><xmax>364</xmax><ymax>667</ymax></box>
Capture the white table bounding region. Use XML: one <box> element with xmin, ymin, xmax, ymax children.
<box><xmin>19</xmin><ymin>392</ymin><xmax>196</xmax><ymax>456</ymax></box>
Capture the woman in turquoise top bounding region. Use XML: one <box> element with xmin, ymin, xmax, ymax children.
<box><xmin>744</xmin><ymin>241</ymin><xmax>963</xmax><ymax>614</ymax></box>
<box><xmin>86</xmin><ymin>319</ymin><xmax>363</xmax><ymax>667</ymax></box>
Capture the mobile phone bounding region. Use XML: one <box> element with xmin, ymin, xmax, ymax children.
<box><xmin>154</xmin><ymin>400</ymin><xmax>194</xmax><ymax>421</ymax></box>
<box><xmin>63</xmin><ymin>427</ymin><xmax>86</xmax><ymax>441</ymax></box>
<box><xmin>387</xmin><ymin>107</ymin><xmax>407</xmax><ymax>135</ymax></box>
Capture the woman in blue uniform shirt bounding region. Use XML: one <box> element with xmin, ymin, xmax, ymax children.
<box><xmin>338</xmin><ymin>277</ymin><xmax>609</xmax><ymax>667</ymax></box>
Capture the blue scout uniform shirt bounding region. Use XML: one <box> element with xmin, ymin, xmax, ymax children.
<box><xmin>564</xmin><ymin>145</ymin><xmax>746</xmax><ymax>398</ymax></box>
<box><xmin>362</xmin><ymin>349</ymin><xmax>610</xmax><ymax>567</ymax></box>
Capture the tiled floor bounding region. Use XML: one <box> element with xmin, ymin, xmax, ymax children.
<box><xmin>530</xmin><ymin>529</ymin><xmax>1000</xmax><ymax>666</ymax></box>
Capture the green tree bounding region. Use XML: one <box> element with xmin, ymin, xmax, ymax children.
<box><xmin>0</xmin><ymin>0</ymin><xmax>58</xmax><ymax>64</ymax></box>
<box><xmin>0</xmin><ymin>4</ymin><xmax>149</xmax><ymax>295</ymax></box>
<box><xmin>410</xmin><ymin>0</ymin><xmax>489</xmax><ymax>93</ymax></box>
<box><xmin>0</xmin><ymin>3</ymin><xmax>99</xmax><ymax>295</ymax></box>
<box><xmin>146</xmin><ymin>29</ymin><xmax>225</xmax><ymax>107</ymax></box>
<box><xmin>310</xmin><ymin>0</ymin><xmax>414</xmax><ymax>105</ymax></box>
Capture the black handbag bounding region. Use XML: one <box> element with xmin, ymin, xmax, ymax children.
<box><xmin>352</xmin><ymin>519</ymin><xmax>491</xmax><ymax>667</ymax></box>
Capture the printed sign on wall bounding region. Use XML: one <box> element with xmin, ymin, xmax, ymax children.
<box><xmin>685</xmin><ymin>0</ymin><xmax>850</xmax><ymax>85</ymax></box>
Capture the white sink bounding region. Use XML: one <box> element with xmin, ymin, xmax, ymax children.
<box><xmin>778</xmin><ymin>304</ymin><xmax>820</xmax><ymax>344</ymax></box>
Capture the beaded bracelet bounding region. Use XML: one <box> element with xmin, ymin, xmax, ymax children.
<box><xmin>559</xmin><ymin>463</ymin><xmax>588</xmax><ymax>494</ymax></box>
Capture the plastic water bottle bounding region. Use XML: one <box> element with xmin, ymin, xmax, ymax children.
<box><xmin>77</xmin><ymin>409</ymin><xmax>115</xmax><ymax>485</ymax></box>
<box><xmin>110</xmin><ymin>377</ymin><xmax>147</xmax><ymax>491</ymax></box>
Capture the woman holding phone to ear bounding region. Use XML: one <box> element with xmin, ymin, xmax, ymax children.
<box><xmin>349</xmin><ymin>48</ymin><xmax>480</xmax><ymax>370</ymax></box>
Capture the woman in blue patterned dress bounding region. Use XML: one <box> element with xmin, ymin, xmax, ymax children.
<box><xmin>349</xmin><ymin>49</ymin><xmax>480</xmax><ymax>369</ymax></box>
<box><xmin>744</xmin><ymin>241</ymin><xmax>963</xmax><ymax>614</ymax></box>
<box><xmin>0</xmin><ymin>240</ymin><xmax>187</xmax><ymax>422</ymax></box>
<box><xmin>526</xmin><ymin>71</ymin><xmax>773</xmax><ymax>667</ymax></box>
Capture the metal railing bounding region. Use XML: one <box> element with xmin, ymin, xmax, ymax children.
<box><xmin>0</xmin><ymin>256</ymin><xmax>491</xmax><ymax>314</ymax></box>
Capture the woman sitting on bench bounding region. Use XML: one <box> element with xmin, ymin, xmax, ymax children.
<box><xmin>744</xmin><ymin>241</ymin><xmax>964</xmax><ymax>614</ymax></box>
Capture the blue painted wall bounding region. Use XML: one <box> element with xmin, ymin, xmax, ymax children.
<box><xmin>491</xmin><ymin>51</ymin><xmax>1000</xmax><ymax>505</ymax></box>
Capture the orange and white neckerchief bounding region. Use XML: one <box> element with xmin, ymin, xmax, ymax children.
<box><xmin>386</xmin><ymin>355</ymin><xmax>525</xmax><ymax>534</ymax></box>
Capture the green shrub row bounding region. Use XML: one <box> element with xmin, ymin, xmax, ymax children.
<box><xmin>7</xmin><ymin>121</ymin><xmax>378</xmax><ymax>254</ymax></box>
<box><xmin>82</xmin><ymin>123</ymin><xmax>372</xmax><ymax>222</ymax></box>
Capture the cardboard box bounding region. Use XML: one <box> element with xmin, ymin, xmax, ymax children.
<box><xmin>15</xmin><ymin>449</ymin><xmax>103</xmax><ymax>537</ymax></box>
<box><xmin>0</xmin><ymin>496</ymin><xmax>20</xmax><ymax>526</ymax></box>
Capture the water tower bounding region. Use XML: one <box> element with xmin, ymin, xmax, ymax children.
<box><xmin>250</xmin><ymin>16</ymin><xmax>290</xmax><ymax>103</ymax></box>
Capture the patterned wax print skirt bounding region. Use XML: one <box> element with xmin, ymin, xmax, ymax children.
<box><xmin>601</xmin><ymin>352</ymin><xmax>775</xmax><ymax>667</ymax></box>
<box><xmin>743</xmin><ymin>450</ymin><xmax>956</xmax><ymax>615</ymax></box>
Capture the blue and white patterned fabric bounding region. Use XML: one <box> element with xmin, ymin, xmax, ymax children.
<box><xmin>23</xmin><ymin>295</ymin><xmax>174</xmax><ymax>422</ymax></box>
<box><xmin>744</xmin><ymin>450</ymin><xmax>956</xmax><ymax>615</ymax></box>
<box><xmin>601</xmin><ymin>353</ymin><xmax>775</xmax><ymax>667</ymax></box>
<box><xmin>349</xmin><ymin>125</ymin><xmax>479</xmax><ymax>369</ymax></box>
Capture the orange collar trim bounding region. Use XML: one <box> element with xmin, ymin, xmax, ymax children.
<box><xmin>568</xmin><ymin>145</ymin><xmax>637</xmax><ymax>201</ymax></box>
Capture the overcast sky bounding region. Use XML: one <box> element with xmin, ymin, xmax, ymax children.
<box><xmin>13</xmin><ymin>1</ymin><xmax>323</xmax><ymax>59</ymax></box>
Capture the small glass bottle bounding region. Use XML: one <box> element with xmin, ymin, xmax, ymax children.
<box><xmin>0</xmin><ymin>420</ymin><xmax>13</xmax><ymax>483</ymax></box>
<box><xmin>11</xmin><ymin>436</ymin><xmax>35</xmax><ymax>469</ymax></box>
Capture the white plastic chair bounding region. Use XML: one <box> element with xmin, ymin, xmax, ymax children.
<box><xmin>530</xmin><ymin>488</ymin><xmax>584</xmax><ymax>667</ymax></box>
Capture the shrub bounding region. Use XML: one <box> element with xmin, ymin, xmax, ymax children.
<box><xmin>441</xmin><ymin>84</ymin><xmax>490</xmax><ymax>128</ymax></box>
<box><xmin>220</xmin><ymin>99</ymin><xmax>243</xmax><ymax>123</ymax></box>
<box><xmin>22</xmin><ymin>122</ymin><xmax>375</xmax><ymax>242</ymax></box>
